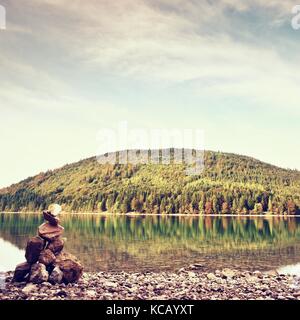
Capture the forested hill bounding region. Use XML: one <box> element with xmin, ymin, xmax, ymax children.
<box><xmin>0</xmin><ymin>150</ymin><xmax>300</xmax><ymax>214</ymax></box>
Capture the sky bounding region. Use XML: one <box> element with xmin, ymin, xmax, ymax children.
<box><xmin>0</xmin><ymin>0</ymin><xmax>300</xmax><ymax>188</ymax></box>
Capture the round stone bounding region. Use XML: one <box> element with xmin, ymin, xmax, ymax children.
<box><xmin>48</xmin><ymin>204</ymin><xmax>62</xmax><ymax>217</ymax></box>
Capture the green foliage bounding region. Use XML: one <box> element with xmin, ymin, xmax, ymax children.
<box><xmin>1</xmin><ymin>213</ymin><xmax>300</xmax><ymax>272</ymax></box>
<box><xmin>0</xmin><ymin>150</ymin><xmax>300</xmax><ymax>215</ymax></box>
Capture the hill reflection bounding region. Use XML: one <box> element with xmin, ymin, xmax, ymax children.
<box><xmin>1</xmin><ymin>213</ymin><xmax>300</xmax><ymax>272</ymax></box>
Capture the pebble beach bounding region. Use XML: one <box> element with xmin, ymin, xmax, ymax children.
<box><xmin>1</xmin><ymin>266</ymin><xmax>300</xmax><ymax>300</ymax></box>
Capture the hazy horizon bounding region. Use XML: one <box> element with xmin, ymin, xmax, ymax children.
<box><xmin>1</xmin><ymin>0</ymin><xmax>300</xmax><ymax>188</ymax></box>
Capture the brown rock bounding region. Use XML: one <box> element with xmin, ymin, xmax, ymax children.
<box><xmin>55</xmin><ymin>252</ymin><xmax>83</xmax><ymax>284</ymax></box>
<box><xmin>38</xmin><ymin>222</ymin><xmax>64</xmax><ymax>241</ymax></box>
<box><xmin>43</xmin><ymin>211</ymin><xmax>59</xmax><ymax>226</ymax></box>
<box><xmin>39</xmin><ymin>249</ymin><xmax>56</xmax><ymax>266</ymax></box>
<box><xmin>47</xmin><ymin>237</ymin><xmax>64</xmax><ymax>255</ymax></box>
<box><xmin>25</xmin><ymin>236</ymin><xmax>45</xmax><ymax>264</ymax></box>
<box><xmin>13</xmin><ymin>262</ymin><xmax>31</xmax><ymax>282</ymax></box>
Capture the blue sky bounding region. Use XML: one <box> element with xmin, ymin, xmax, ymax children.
<box><xmin>0</xmin><ymin>0</ymin><xmax>300</xmax><ymax>188</ymax></box>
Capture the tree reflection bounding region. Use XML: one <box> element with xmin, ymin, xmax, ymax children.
<box><xmin>1</xmin><ymin>213</ymin><xmax>300</xmax><ymax>272</ymax></box>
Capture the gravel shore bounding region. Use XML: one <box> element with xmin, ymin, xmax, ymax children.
<box><xmin>1</xmin><ymin>267</ymin><xmax>300</xmax><ymax>300</ymax></box>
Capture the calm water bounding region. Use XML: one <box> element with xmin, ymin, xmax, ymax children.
<box><xmin>1</xmin><ymin>213</ymin><xmax>300</xmax><ymax>274</ymax></box>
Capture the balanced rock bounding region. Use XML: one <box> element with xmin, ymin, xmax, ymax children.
<box><xmin>48</xmin><ymin>204</ymin><xmax>62</xmax><ymax>216</ymax></box>
<box><xmin>43</xmin><ymin>210</ymin><xmax>59</xmax><ymax>226</ymax></box>
<box><xmin>13</xmin><ymin>262</ymin><xmax>31</xmax><ymax>282</ymax></box>
<box><xmin>47</xmin><ymin>237</ymin><xmax>64</xmax><ymax>255</ymax></box>
<box><xmin>29</xmin><ymin>263</ymin><xmax>49</xmax><ymax>284</ymax></box>
<box><xmin>25</xmin><ymin>236</ymin><xmax>45</xmax><ymax>264</ymax></box>
<box><xmin>38</xmin><ymin>222</ymin><xmax>64</xmax><ymax>241</ymax></box>
<box><xmin>13</xmin><ymin>203</ymin><xmax>83</xmax><ymax>286</ymax></box>
<box><xmin>55</xmin><ymin>252</ymin><xmax>83</xmax><ymax>284</ymax></box>
<box><xmin>49</xmin><ymin>266</ymin><xmax>63</xmax><ymax>284</ymax></box>
<box><xmin>39</xmin><ymin>249</ymin><xmax>56</xmax><ymax>266</ymax></box>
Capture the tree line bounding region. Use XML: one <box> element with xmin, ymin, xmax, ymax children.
<box><xmin>0</xmin><ymin>150</ymin><xmax>299</xmax><ymax>215</ymax></box>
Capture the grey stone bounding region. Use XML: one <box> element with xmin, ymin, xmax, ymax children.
<box><xmin>29</xmin><ymin>263</ymin><xmax>49</xmax><ymax>284</ymax></box>
<box><xmin>22</xmin><ymin>283</ymin><xmax>38</xmax><ymax>296</ymax></box>
<box><xmin>49</xmin><ymin>266</ymin><xmax>63</xmax><ymax>284</ymax></box>
<box><xmin>221</xmin><ymin>268</ymin><xmax>236</xmax><ymax>279</ymax></box>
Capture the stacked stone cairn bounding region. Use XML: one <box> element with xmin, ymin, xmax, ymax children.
<box><xmin>13</xmin><ymin>204</ymin><xmax>83</xmax><ymax>284</ymax></box>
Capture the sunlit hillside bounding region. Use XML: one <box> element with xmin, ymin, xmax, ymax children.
<box><xmin>0</xmin><ymin>150</ymin><xmax>299</xmax><ymax>214</ymax></box>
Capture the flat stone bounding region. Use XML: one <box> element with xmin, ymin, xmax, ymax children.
<box><xmin>104</xmin><ymin>281</ymin><xmax>118</xmax><ymax>288</ymax></box>
<box><xmin>25</xmin><ymin>236</ymin><xmax>45</xmax><ymax>264</ymax></box>
<box><xmin>43</xmin><ymin>211</ymin><xmax>59</xmax><ymax>226</ymax></box>
<box><xmin>22</xmin><ymin>283</ymin><xmax>38</xmax><ymax>296</ymax></box>
<box><xmin>245</xmin><ymin>275</ymin><xmax>259</xmax><ymax>283</ymax></box>
<box><xmin>264</xmin><ymin>270</ymin><xmax>278</xmax><ymax>277</ymax></box>
<box><xmin>39</xmin><ymin>249</ymin><xmax>56</xmax><ymax>266</ymax></box>
<box><xmin>47</xmin><ymin>237</ymin><xmax>64</xmax><ymax>255</ymax></box>
<box><xmin>86</xmin><ymin>290</ymin><xmax>97</xmax><ymax>298</ymax></box>
<box><xmin>56</xmin><ymin>290</ymin><xmax>68</xmax><ymax>297</ymax></box>
<box><xmin>192</xmin><ymin>263</ymin><xmax>204</xmax><ymax>269</ymax></box>
<box><xmin>188</xmin><ymin>272</ymin><xmax>196</xmax><ymax>277</ymax></box>
<box><xmin>13</xmin><ymin>262</ymin><xmax>31</xmax><ymax>282</ymax></box>
<box><xmin>38</xmin><ymin>222</ymin><xmax>64</xmax><ymax>241</ymax></box>
<box><xmin>293</xmin><ymin>291</ymin><xmax>300</xmax><ymax>297</ymax></box>
<box><xmin>286</xmin><ymin>295</ymin><xmax>296</xmax><ymax>300</ymax></box>
<box><xmin>253</xmin><ymin>271</ymin><xmax>263</xmax><ymax>278</ymax></box>
<box><xmin>221</xmin><ymin>268</ymin><xmax>236</xmax><ymax>279</ymax></box>
<box><xmin>207</xmin><ymin>273</ymin><xmax>217</xmax><ymax>280</ymax></box>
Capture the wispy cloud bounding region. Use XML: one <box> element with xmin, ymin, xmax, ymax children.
<box><xmin>11</xmin><ymin>0</ymin><xmax>297</xmax><ymax>113</ymax></box>
<box><xmin>0</xmin><ymin>0</ymin><xmax>299</xmax><ymax>187</ymax></box>
<box><xmin>1</xmin><ymin>0</ymin><xmax>299</xmax><ymax>113</ymax></box>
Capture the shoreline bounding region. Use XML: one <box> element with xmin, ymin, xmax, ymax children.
<box><xmin>1</xmin><ymin>211</ymin><xmax>300</xmax><ymax>218</ymax></box>
<box><xmin>1</xmin><ymin>267</ymin><xmax>300</xmax><ymax>300</ymax></box>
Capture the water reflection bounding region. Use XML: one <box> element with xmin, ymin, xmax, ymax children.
<box><xmin>1</xmin><ymin>213</ymin><xmax>300</xmax><ymax>273</ymax></box>
<box><xmin>0</xmin><ymin>238</ymin><xmax>24</xmax><ymax>272</ymax></box>
<box><xmin>277</xmin><ymin>263</ymin><xmax>300</xmax><ymax>277</ymax></box>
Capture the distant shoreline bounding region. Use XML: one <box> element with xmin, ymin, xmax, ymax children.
<box><xmin>1</xmin><ymin>211</ymin><xmax>300</xmax><ymax>218</ymax></box>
